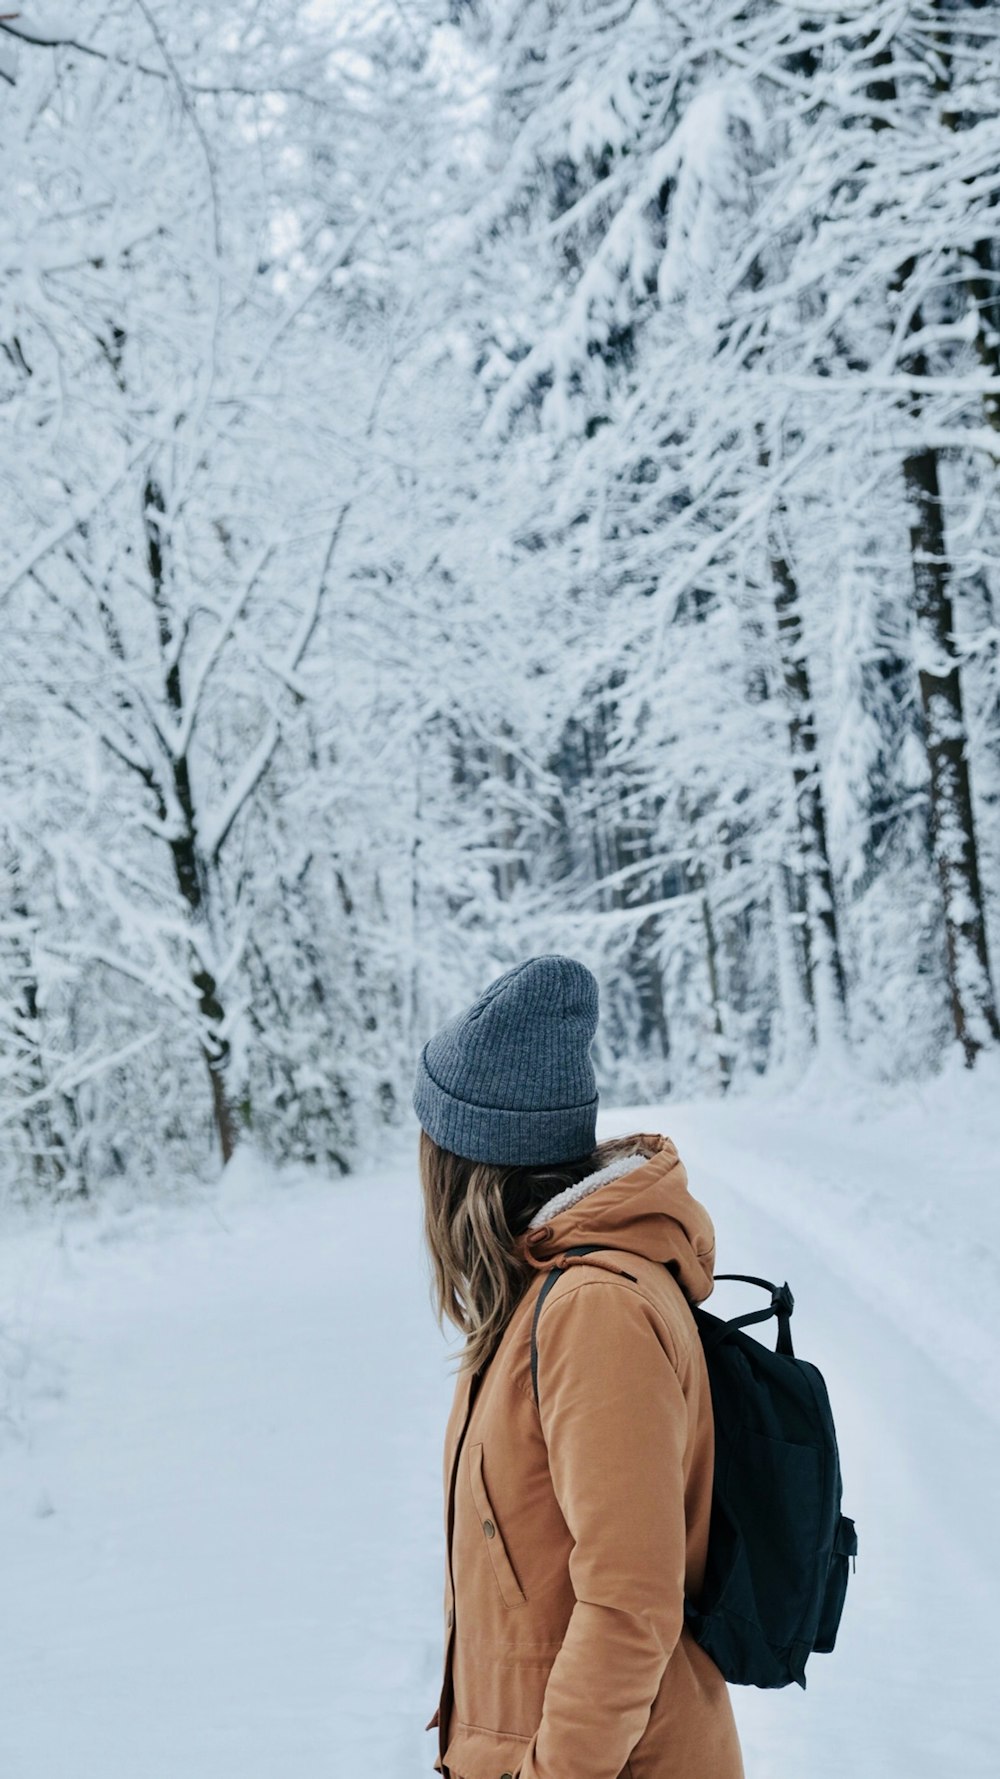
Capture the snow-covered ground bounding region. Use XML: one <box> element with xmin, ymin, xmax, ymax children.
<box><xmin>2</xmin><ymin>1063</ymin><xmax>998</xmax><ymax>1778</ymax></box>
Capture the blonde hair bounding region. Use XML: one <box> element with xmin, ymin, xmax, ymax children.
<box><xmin>419</xmin><ymin>1127</ymin><xmax>653</xmax><ymax>1373</ymax></box>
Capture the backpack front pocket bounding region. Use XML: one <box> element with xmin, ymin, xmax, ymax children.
<box><xmin>467</xmin><ymin>1442</ymin><xmax>527</xmax><ymax>1608</ymax></box>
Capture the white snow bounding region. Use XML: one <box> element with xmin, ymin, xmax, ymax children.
<box><xmin>2</xmin><ymin>1070</ymin><xmax>998</xmax><ymax>1777</ymax></box>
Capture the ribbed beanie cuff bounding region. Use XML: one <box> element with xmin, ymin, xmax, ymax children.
<box><xmin>412</xmin><ymin>955</ymin><xmax>600</xmax><ymax>1166</ymax></box>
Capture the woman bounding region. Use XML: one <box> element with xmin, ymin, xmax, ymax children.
<box><xmin>414</xmin><ymin>954</ymin><xmax>744</xmax><ymax>1779</ymax></box>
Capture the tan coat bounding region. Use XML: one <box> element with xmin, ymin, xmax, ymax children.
<box><xmin>425</xmin><ymin>1133</ymin><xmax>744</xmax><ymax>1779</ymax></box>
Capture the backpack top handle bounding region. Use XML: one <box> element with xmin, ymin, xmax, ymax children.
<box><xmin>706</xmin><ymin>1274</ymin><xmax>796</xmax><ymax>1357</ymax></box>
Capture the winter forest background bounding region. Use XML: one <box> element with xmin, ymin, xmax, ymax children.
<box><xmin>3</xmin><ymin>0</ymin><xmax>1000</xmax><ymax>1198</ymax></box>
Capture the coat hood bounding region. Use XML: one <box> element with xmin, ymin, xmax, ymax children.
<box><xmin>513</xmin><ymin>1131</ymin><xmax>716</xmax><ymax>1306</ymax></box>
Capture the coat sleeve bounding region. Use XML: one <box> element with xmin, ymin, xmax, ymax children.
<box><xmin>517</xmin><ymin>1279</ymin><xmax>689</xmax><ymax>1779</ymax></box>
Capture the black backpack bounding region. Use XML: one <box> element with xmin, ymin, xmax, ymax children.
<box><xmin>530</xmin><ymin>1248</ymin><xmax>858</xmax><ymax>1690</ymax></box>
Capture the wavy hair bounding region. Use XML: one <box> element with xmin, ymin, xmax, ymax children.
<box><xmin>419</xmin><ymin>1127</ymin><xmax>653</xmax><ymax>1373</ymax></box>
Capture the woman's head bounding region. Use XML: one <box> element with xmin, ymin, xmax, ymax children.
<box><xmin>414</xmin><ymin>954</ymin><xmax>646</xmax><ymax>1369</ymax></box>
<box><xmin>413</xmin><ymin>955</ymin><xmax>601</xmax><ymax>1169</ymax></box>
<box><xmin>419</xmin><ymin>1128</ymin><xmax>653</xmax><ymax>1372</ymax></box>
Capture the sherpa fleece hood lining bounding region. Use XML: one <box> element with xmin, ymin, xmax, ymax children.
<box><xmin>526</xmin><ymin>1151</ymin><xmax>652</xmax><ymax>1229</ymax></box>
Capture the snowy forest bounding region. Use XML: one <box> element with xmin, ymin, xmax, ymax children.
<box><xmin>4</xmin><ymin>0</ymin><xmax>1000</xmax><ymax>1196</ymax></box>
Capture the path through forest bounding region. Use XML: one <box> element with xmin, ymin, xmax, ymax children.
<box><xmin>1</xmin><ymin>1080</ymin><xmax>997</xmax><ymax>1777</ymax></box>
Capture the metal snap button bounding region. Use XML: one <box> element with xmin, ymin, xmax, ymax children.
<box><xmin>483</xmin><ymin>1518</ymin><xmax>495</xmax><ymax>1538</ymax></box>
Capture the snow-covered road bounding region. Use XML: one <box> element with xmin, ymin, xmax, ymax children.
<box><xmin>1</xmin><ymin>1080</ymin><xmax>997</xmax><ymax>1777</ymax></box>
<box><xmin>662</xmin><ymin>1102</ymin><xmax>999</xmax><ymax>1778</ymax></box>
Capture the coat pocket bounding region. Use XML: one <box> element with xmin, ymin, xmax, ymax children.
<box><xmin>467</xmin><ymin>1442</ymin><xmax>527</xmax><ymax>1608</ymax></box>
<box><xmin>442</xmin><ymin>1720</ymin><xmax>532</xmax><ymax>1779</ymax></box>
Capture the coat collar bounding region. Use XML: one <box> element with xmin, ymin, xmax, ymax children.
<box><xmin>513</xmin><ymin>1133</ymin><xmax>716</xmax><ymax>1306</ymax></box>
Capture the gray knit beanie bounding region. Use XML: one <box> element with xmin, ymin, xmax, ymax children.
<box><xmin>412</xmin><ymin>955</ymin><xmax>599</xmax><ymax>1166</ymax></box>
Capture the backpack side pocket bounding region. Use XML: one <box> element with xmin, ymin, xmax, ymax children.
<box><xmin>813</xmin><ymin>1514</ymin><xmax>857</xmax><ymax>1654</ymax></box>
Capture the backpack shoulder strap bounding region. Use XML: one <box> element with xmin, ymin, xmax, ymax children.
<box><xmin>529</xmin><ymin>1244</ymin><xmax>603</xmax><ymax>1409</ymax></box>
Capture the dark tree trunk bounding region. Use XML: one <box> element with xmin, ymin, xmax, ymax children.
<box><xmin>901</xmin><ymin>433</ymin><xmax>999</xmax><ymax>1060</ymax></box>
<box><xmin>867</xmin><ymin>33</ymin><xmax>1000</xmax><ymax>1063</ymax></box>
<box><xmin>966</xmin><ymin>234</ymin><xmax>1000</xmax><ymax>434</ymax></box>
<box><xmin>772</xmin><ymin>860</ymin><xmax>815</xmax><ymax>1063</ymax></box>
<box><xmin>8</xmin><ymin>874</ymin><xmax>71</xmax><ymax>1191</ymax></box>
<box><xmin>769</xmin><ymin>530</ymin><xmax>849</xmax><ymax>1045</ymax></box>
<box><xmin>143</xmin><ymin>475</ymin><xmax>238</xmax><ymax>1161</ymax></box>
<box><xmin>699</xmin><ymin>883</ymin><xmax>731</xmax><ymax>1093</ymax></box>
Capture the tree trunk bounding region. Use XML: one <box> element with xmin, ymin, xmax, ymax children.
<box><xmin>699</xmin><ymin>884</ymin><xmax>731</xmax><ymax>1092</ymax></box>
<box><xmin>965</xmin><ymin>234</ymin><xmax>1000</xmax><ymax>434</ymax></box>
<box><xmin>206</xmin><ymin>1043</ymin><xmax>238</xmax><ymax>1164</ymax></box>
<box><xmin>770</xmin><ymin>530</ymin><xmax>849</xmax><ymax>1048</ymax></box>
<box><xmin>901</xmin><ymin>435</ymin><xmax>1000</xmax><ymax>1060</ymax></box>
<box><xmin>867</xmin><ymin>33</ymin><xmax>1000</xmax><ymax>1062</ymax></box>
<box><xmin>771</xmin><ymin>861</ymin><xmax>815</xmax><ymax>1070</ymax></box>
<box><xmin>7</xmin><ymin>881</ymin><xmax>71</xmax><ymax>1191</ymax></box>
<box><xmin>144</xmin><ymin>474</ymin><xmax>238</xmax><ymax>1161</ymax></box>
<box><xmin>626</xmin><ymin>912</ymin><xmax>671</xmax><ymax>1067</ymax></box>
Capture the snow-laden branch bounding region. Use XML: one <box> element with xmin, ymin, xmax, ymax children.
<box><xmin>171</xmin><ymin>544</ymin><xmax>277</xmax><ymax>761</ymax></box>
<box><xmin>199</xmin><ymin>721</ymin><xmax>280</xmax><ymax>863</ymax></box>
<box><xmin>0</xmin><ymin>443</ymin><xmax>152</xmax><ymax>609</ymax></box>
<box><xmin>0</xmin><ymin>1025</ymin><xmax>163</xmax><ymax>1127</ymax></box>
